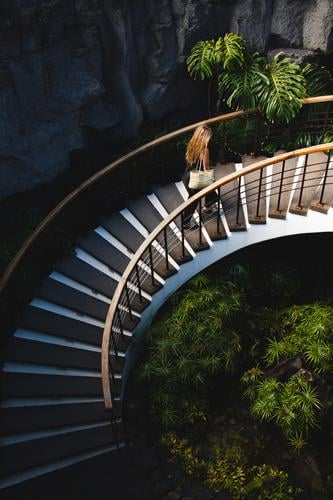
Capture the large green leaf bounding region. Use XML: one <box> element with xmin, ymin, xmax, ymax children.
<box><xmin>187</xmin><ymin>33</ymin><xmax>248</xmax><ymax>80</ymax></box>
<box><xmin>218</xmin><ymin>53</ymin><xmax>267</xmax><ymax>110</ymax></box>
<box><xmin>219</xmin><ymin>32</ymin><xmax>247</xmax><ymax>70</ymax></box>
<box><xmin>256</xmin><ymin>53</ymin><xmax>306</xmax><ymax>123</ymax></box>
<box><xmin>302</xmin><ymin>63</ymin><xmax>333</xmax><ymax>97</ymax></box>
<box><xmin>186</xmin><ymin>40</ymin><xmax>216</xmax><ymax>80</ymax></box>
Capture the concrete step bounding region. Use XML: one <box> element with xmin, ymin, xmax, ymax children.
<box><xmin>153</xmin><ymin>183</ymin><xmax>209</xmax><ymax>252</ymax></box>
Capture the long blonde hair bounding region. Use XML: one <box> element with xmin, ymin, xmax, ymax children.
<box><xmin>185</xmin><ymin>125</ymin><xmax>212</xmax><ymax>165</ymax></box>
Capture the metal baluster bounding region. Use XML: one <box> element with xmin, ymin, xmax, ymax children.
<box><xmin>276</xmin><ymin>160</ymin><xmax>286</xmax><ymax>213</ymax></box>
<box><xmin>256</xmin><ymin>168</ymin><xmax>263</xmax><ymax>218</ymax></box>
<box><xmin>135</xmin><ymin>264</ymin><xmax>143</xmax><ymax>303</ymax></box>
<box><xmin>163</xmin><ymin>227</ymin><xmax>169</xmax><ymax>272</ymax></box>
<box><xmin>109</xmin><ymin>354</ymin><xmax>116</xmax><ymax>384</ymax></box>
<box><xmin>319</xmin><ymin>151</ymin><xmax>331</xmax><ymax>206</ymax></box>
<box><xmin>148</xmin><ymin>244</ymin><xmax>156</xmax><ymax>287</ymax></box>
<box><xmin>236</xmin><ymin>177</ymin><xmax>241</xmax><ymax>226</ymax></box>
<box><xmin>181</xmin><ymin>212</ymin><xmax>186</xmax><ymax>257</ymax></box>
<box><xmin>297</xmin><ymin>154</ymin><xmax>309</xmax><ymax>208</ymax></box>
<box><xmin>110</xmin><ymin>412</ymin><xmax>121</xmax><ymax>451</ymax></box>
<box><xmin>199</xmin><ymin>197</ymin><xmax>203</xmax><ymax>245</ymax></box>
<box><xmin>216</xmin><ymin>187</ymin><xmax>221</xmax><ymax>234</ymax></box>
<box><xmin>286</xmin><ymin>120</ymin><xmax>292</xmax><ymax>147</ymax></box>
<box><xmin>253</xmin><ymin>114</ymin><xmax>260</xmax><ymax>154</ymax></box>
<box><xmin>323</xmin><ymin>102</ymin><xmax>330</xmax><ymax>134</ymax></box>
<box><xmin>125</xmin><ymin>282</ymin><xmax>133</xmax><ymax>321</ymax></box>
<box><xmin>117</xmin><ymin>308</ymin><xmax>124</xmax><ymax>342</ymax></box>
<box><xmin>111</xmin><ymin>324</ymin><xmax>119</xmax><ymax>359</ymax></box>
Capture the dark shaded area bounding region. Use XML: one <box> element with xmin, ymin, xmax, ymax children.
<box><xmin>210</xmin><ymin>232</ymin><xmax>333</xmax><ymax>305</ymax></box>
<box><xmin>0</xmin><ymin>450</ymin><xmax>156</xmax><ymax>500</ymax></box>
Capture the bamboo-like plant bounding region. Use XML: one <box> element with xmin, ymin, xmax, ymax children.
<box><xmin>247</xmin><ymin>373</ymin><xmax>322</xmax><ymax>449</ymax></box>
<box><xmin>243</xmin><ymin>302</ymin><xmax>333</xmax><ymax>450</ymax></box>
<box><xmin>141</xmin><ymin>276</ymin><xmax>245</xmax><ymax>429</ymax></box>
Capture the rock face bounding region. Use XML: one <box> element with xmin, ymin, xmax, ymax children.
<box><xmin>0</xmin><ymin>0</ymin><xmax>333</xmax><ymax>199</ymax></box>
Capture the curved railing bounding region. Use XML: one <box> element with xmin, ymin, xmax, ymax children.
<box><xmin>101</xmin><ymin>142</ymin><xmax>333</xmax><ymax>409</ymax></box>
<box><xmin>0</xmin><ymin>95</ymin><xmax>332</xmax><ymax>405</ymax></box>
<box><xmin>0</xmin><ymin>109</ymin><xmax>254</xmax><ymax>295</ymax></box>
<box><xmin>1</xmin><ymin>96</ymin><xmax>333</xmax><ymax>296</ymax></box>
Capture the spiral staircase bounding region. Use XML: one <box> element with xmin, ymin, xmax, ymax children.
<box><xmin>1</xmin><ymin>100</ymin><xmax>333</xmax><ymax>498</ymax></box>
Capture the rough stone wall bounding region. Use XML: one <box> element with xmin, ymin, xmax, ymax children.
<box><xmin>0</xmin><ymin>0</ymin><xmax>333</xmax><ymax>199</ymax></box>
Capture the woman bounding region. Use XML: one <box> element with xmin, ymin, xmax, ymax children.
<box><xmin>182</xmin><ymin>124</ymin><xmax>216</xmax><ymax>229</ymax></box>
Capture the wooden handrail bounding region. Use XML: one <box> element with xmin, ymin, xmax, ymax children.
<box><xmin>2</xmin><ymin>95</ymin><xmax>333</xmax><ymax>294</ymax></box>
<box><xmin>101</xmin><ymin>142</ymin><xmax>333</xmax><ymax>409</ymax></box>
<box><xmin>0</xmin><ymin>109</ymin><xmax>257</xmax><ymax>294</ymax></box>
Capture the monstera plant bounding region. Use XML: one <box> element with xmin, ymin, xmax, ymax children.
<box><xmin>187</xmin><ymin>33</ymin><xmax>333</xmax><ymax>124</ymax></box>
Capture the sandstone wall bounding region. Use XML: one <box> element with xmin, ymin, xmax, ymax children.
<box><xmin>1</xmin><ymin>0</ymin><xmax>332</xmax><ymax>199</ymax></box>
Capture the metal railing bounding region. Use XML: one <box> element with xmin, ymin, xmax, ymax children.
<box><xmin>101</xmin><ymin>143</ymin><xmax>333</xmax><ymax>410</ymax></box>
<box><xmin>2</xmin><ymin>96</ymin><xmax>333</xmax><ymax>297</ymax></box>
<box><xmin>1</xmin><ymin>96</ymin><xmax>333</xmax><ymax>417</ymax></box>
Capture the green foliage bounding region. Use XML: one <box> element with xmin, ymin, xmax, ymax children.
<box><xmin>206</xmin><ymin>447</ymin><xmax>247</xmax><ymax>498</ymax></box>
<box><xmin>256</xmin><ymin>53</ymin><xmax>306</xmax><ymax>123</ymax></box>
<box><xmin>223</xmin><ymin>115</ymin><xmax>269</xmax><ymax>156</ymax></box>
<box><xmin>187</xmin><ymin>33</ymin><xmax>247</xmax><ymax>80</ymax></box>
<box><xmin>244</xmin><ymin>464</ymin><xmax>295</xmax><ymax>499</ymax></box>
<box><xmin>224</xmin><ymin>263</ymin><xmax>253</xmax><ymax>291</ymax></box>
<box><xmin>250</xmin><ymin>372</ymin><xmax>322</xmax><ymax>438</ymax></box>
<box><xmin>186</xmin><ymin>39</ymin><xmax>217</xmax><ymax>80</ymax></box>
<box><xmin>270</xmin><ymin>268</ymin><xmax>300</xmax><ymax>298</ymax></box>
<box><xmin>219</xmin><ymin>52</ymin><xmax>266</xmax><ymax>110</ymax></box>
<box><xmin>142</xmin><ymin>276</ymin><xmax>244</xmax><ymax>429</ymax></box>
<box><xmin>265</xmin><ymin>303</ymin><xmax>333</xmax><ymax>372</ymax></box>
<box><xmin>302</xmin><ymin>63</ymin><xmax>333</xmax><ymax>97</ymax></box>
<box><xmin>219</xmin><ymin>32</ymin><xmax>247</xmax><ymax>71</ymax></box>
<box><xmin>242</xmin><ymin>302</ymin><xmax>333</xmax><ymax>449</ymax></box>
<box><xmin>162</xmin><ymin>433</ymin><xmax>206</xmax><ymax>478</ymax></box>
<box><xmin>208</xmin><ymin>455</ymin><xmax>296</xmax><ymax>498</ymax></box>
<box><xmin>287</xmin><ymin>431</ymin><xmax>308</xmax><ymax>453</ymax></box>
<box><xmin>163</xmin><ymin>434</ymin><xmax>295</xmax><ymax>499</ymax></box>
<box><xmin>188</xmin><ymin>32</ymin><xmax>333</xmax><ymax>139</ymax></box>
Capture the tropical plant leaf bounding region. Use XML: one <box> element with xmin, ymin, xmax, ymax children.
<box><xmin>221</xmin><ymin>32</ymin><xmax>247</xmax><ymax>70</ymax></box>
<box><xmin>257</xmin><ymin>53</ymin><xmax>306</xmax><ymax>123</ymax></box>
<box><xmin>219</xmin><ymin>53</ymin><xmax>266</xmax><ymax>110</ymax></box>
<box><xmin>187</xmin><ymin>40</ymin><xmax>216</xmax><ymax>80</ymax></box>
<box><xmin>214</xmin><ymin>36</ymin><xmax>225</xmax><ymax>65</ymax></box>
<box><xmin>302</xmin><ymin>63</ymin><xmax>333</xmax><ymax>97</ymax></box>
